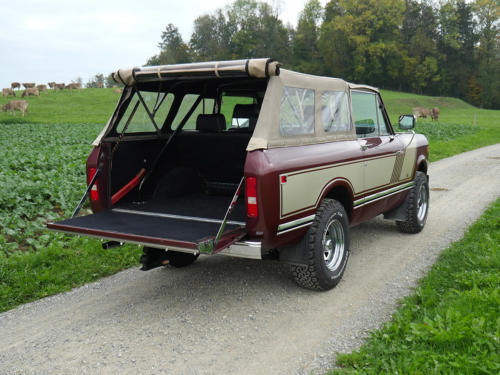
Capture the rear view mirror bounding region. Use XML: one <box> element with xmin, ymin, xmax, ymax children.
<box><xmin>398</xmin><ymin>115</ymin><xmax>415</xmax><ymax>130</ymax></box>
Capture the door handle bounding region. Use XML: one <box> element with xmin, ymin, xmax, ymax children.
<box><xmin>361</xmin><ymin>145</ymin><xmax>368</xmax><ymax>151</ymax></box>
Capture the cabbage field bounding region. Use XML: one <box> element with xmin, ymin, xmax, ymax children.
<box><xmin>0</xmin><ymin>123</ymin><xmax>102</xmax><ymax>254</ymax></box>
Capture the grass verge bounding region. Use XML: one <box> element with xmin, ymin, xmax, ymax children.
<box><xmin>330</xmin><ymin>197</ymin><xmax>500</xmax><ymax>374</ymax></box>
<box><xmin>0</xmin><ymin>239</ymin><xmax>141</xmax><ymax>312</ymax></box>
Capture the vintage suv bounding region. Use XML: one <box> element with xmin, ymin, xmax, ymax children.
<box><xmin>48</xmin><ymin>58</ymin><xmax>429</xmax><ymax>290</ymax></box>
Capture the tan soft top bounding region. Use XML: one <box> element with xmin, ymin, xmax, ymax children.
<box><xmin>96</xmin><ymin>59</ymin><xmax>379</xmax><ymax>148</ymax></box>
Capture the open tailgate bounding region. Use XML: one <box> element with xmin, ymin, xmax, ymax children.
<box><xmin>47</xmin><ymin>177</ymin><xmax>247</xmax><ymax>255</ymax></box>
<box><xmin>47</xmin><ymin>209</ymin><xmax>246</xmax><ymax>254</ymax></box>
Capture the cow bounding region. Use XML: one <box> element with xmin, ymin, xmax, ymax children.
<box><xmin>96</xmin><ymin>82</ymin><xmax>103</xmax><ymax>88</ymax></box>
<box><xmin>431</xmin><ymin>107</ymin><xmax>440</xmax><ymax>121</ymax></box>
<box><xmin>22</xmin><ymin>83</ymin><xmax>36</xmax><ymax>89</ymax></box>
<box><xmin>65</xmin><ymin>82</ymin><xmax>82</xmax><ymax>91</ymax></box>
<box><xmin>113</xmin><ymin>88</ymin><xmax>123</xmax><ymax>94</ymax></box>
<box><xmin>2</xmin><ymin>88</ymin><xmax>16</xmax><ymax>97</ymax></box>
<box><xmin>413</xmin><ymin>106</ymin><xmax>431</xmax><ymax>121</ymax></box>
<box><xmin>36</xmin><ymin>84</ymin><xmax>48</xmax><ymax>93</ymax></box>
<box><xmin>54</xmin><ymin>83</ymin><xmax>65</xmax><ymax>91</ymax></box>
<box><xmin>1</xmin><ymin>100</ymin><xmax>28</xmax><ymax>116</ymax></box>
<box><xmin>11</xmin><ymin>82</ymin><xmax>20</xmax><ymax>90</ymax></box>
<box><xmin>47</xmin><ymin>82</ymin><xmax>56</xmax><ymax>89</ymax></box>
<box><xmin>21</xmin><ymin>88</ymin><xmax>40</xmax><ymax>97</ymax></box>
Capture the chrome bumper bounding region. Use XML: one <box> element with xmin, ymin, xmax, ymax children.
<box><xmin>219</xmin><ymin>241</ymin><xmax>262</xmax><ymax>259</ymax></box>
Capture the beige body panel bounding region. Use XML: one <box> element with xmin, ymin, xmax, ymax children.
<box><xmin>280</xmin><ymin>135</ymin><xmax>419</xmax><ymax>219</ymax></box>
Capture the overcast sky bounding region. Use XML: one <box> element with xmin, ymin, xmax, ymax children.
<box><xmin>0</xmin><ymin>0</ymin><xmax>325</xmax><ymax>89</ymax></box>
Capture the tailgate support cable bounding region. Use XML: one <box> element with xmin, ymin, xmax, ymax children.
<box><xmin>71</xmin><ymin>165</ymin><xmax>102</xmax><ymax>218</ymax></box>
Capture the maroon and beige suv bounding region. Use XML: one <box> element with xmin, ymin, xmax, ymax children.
<box><xmin>48</xmin><ymin>58</ymin><xmax>429</xmax><ymax>290</ymax></box>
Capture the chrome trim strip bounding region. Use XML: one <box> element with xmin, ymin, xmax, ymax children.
<box><xmin>112</xmin><ymin>208</ymin><xmax>246</xmax><ymax>226</ymax></box>
<box><xmin>278</xmin><ymin>214</ymin><xmax>315</xmax><ymax>231</ymax></box>
<box><xmin>277</xmin><ymin>222</ymin><xmax>313</xmax><ymax>235</ymax></box>
<box><xmin>353</xmin><ymin>182</ymin><xmax>414</xmax><ymax>208</ymax></box>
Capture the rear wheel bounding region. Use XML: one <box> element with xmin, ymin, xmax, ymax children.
<box><xmin>291</xmin><ymin>199</ymin><xmax>350</xmax><ymax>290</ymax></box>
<box><xmin>396</xmin><ymin>171</ymin><xmax>429</xmax><ymax>233</ymax></box>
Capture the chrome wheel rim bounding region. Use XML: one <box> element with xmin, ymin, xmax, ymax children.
<box><xmin>322</xmin><ymin>218</ymin><xmax>345</xmax><ymax>272</ymax></box>
<box><xmin>417</xmin><ymin>184</ymin><xmax>429</xmax><ymax>223</ymax></box>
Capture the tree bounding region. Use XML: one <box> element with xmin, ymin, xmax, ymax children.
<box><xmin>319</xmin><ymin>0</ymin><xmax>406</xmax><ymax>88</ymax></box>
<box><xmin>86</xmin><ymin>73</ymin><xmax>104</xmax><ymax>88</ymax></box>
<box><xmin>291</xmin><ymin>0</ymin><xmax>323</xmax><ymax>73</ymax></box>
<box><xmin>474</xmin><ymin>0</ymin><xmax>500</xmax><ymax>108</ymax></box>
<box><xmin>147</xmin><ymin>24</ymin><xmax>191</xmax><ymax>65</ymax></box>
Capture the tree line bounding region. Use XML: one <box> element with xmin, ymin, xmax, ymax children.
<box><xmin>146</xmin><ymin>0</ymin><xmax>499</xmax><ymax>109</ymax></box>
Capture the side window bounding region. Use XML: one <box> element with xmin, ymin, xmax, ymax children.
<box><xmin>172</xmin><ymin>94</ymin><xmax>215</xmax><ymax>130</ymax></box>
<box><xmin>321</xmin><ymin>91</ymin><xmax>351</xmax><ymax>133</ymax></box>
<box><xmin>116</xmin><ymin>91</ymin><xmax>174</xmax><ymax>133</ymax></box>
<box><xmin>279</xmin><ymin>87</ymin><xmax>315</xmax><ymax>137</ymax></box>
<box><xmin>220</xmin><ymin>95</ymin><xmax>254</xmax><ymax>129</ymax></box>
<box><xmin>377</xmin><ymin>96</ymin><xmax>391</xmax><ymax>136</ymax></box>
<box><xmin>351</xmin><ymin>91</ymin><xmax>378</xmax><ymax>138</ymax></box>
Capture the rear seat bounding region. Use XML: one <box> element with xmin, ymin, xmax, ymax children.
<box><xmin>173</xmin><ymin>113</ymin><xmax>252</xmax><ymax>190</ymax></box>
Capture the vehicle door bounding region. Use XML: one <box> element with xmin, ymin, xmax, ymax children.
<box><xmin>350</xmin><ymin>90</ymin><xmax>404</xmax><ymax>220</ymax></box>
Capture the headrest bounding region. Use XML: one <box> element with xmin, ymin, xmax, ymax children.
<box><xmin>232</xmin><ymin>104</ymin><xmax>259</xmax><ymax>130</ymax></box>
<box><xmin>196</xmin><ymin>114</ymin><xmax>226</xmax><ymax>132</ymax></box>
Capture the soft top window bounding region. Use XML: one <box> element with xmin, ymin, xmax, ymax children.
<box><xmin>116</xmin><ymin>91</ymin><xmax>174</xmax><ymax>134</ymax></box>
<box><xmin>279</xmin><ymin>87</ymin><xmax>315</xmax><ymax>137</ymax></box>
<box><xmin>321</xmin><ymin>91</ymin><xmax>351</xmax><ymax>133</ymax></box>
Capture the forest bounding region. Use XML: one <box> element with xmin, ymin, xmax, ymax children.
<box><xmin>145</xmin><ymin>0</ymin><xmax>499</xmax><ymax>109</ymax></box>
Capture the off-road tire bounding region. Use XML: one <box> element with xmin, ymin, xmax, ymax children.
<box><xmin>291</xmin><ymin>199</ymin><xmax>350</xmax><ymax>291</ymax></box>
<box><xmin>396</xmin><ymin>171</ymin><xmax>429</xmax><ymax>234</ymax></box>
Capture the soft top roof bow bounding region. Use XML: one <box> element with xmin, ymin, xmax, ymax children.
<box><xmin>113</xmin><ymin>58</ymin><xmax>281</xmax><ymax>87</ymax></box>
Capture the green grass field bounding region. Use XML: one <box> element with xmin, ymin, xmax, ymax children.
<box><xmin>330</xmin><ymin>197</ymin><xmax>500</xmax><ymax>374</ymax></box>
<box><xmin>0</xmin><ymin>87</ymin><xmax>499</xmax><ymax>313</ymax></box>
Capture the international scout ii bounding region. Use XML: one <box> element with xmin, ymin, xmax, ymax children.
<box><xmin>48</xmin><ymin>58</ymin><xmax>429</xmax><ymax>290</ymax></box>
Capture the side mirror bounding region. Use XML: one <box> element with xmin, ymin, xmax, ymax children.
<box><xmin>398</xmin><ymin>114</ymin><xmax>415</xmax><ymax>130</ymax></box>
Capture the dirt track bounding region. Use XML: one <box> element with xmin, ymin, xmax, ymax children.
<box><xmin>1</xmin><ymin>144</ymin><xmax>500</xmax><ymax>375</ymax></box>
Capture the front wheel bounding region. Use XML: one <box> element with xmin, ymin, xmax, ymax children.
<box><xmin>291</xmin><ymin>199</ymin><xmax>350</xmax><ymax>290</ymax></box>
<box><xmin>396</xmin><ymin>171</ymin><xmax>429</xmax><ymax>233</ymax></box>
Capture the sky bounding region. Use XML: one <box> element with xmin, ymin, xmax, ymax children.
<box><xmin>0</xmin><ymin>0</ymin><xmax>325</xmax><ymax>90</ymax></box>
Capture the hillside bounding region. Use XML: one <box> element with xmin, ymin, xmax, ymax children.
<box><xmin>1</xmin><ymin>87</ymin><xmax>499</xmax><ymax>161</ymax></box>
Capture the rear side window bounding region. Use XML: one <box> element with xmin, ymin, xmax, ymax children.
<box><xmin>279</xmin><ymin>87</ymin><xmax>315</xmax><ymax>136</ymax></box>
<box><xmin>321</xmin><ymin>91</ymin><xmax>351</xmax><ymax>133</ymax></box>
<box><xmin>116</xmin><ymin>91</ymin><xmax>174</xmax><ymax>133</ymax></box>
<box><xmin>351</xmin><ymin>91</ymin><xmax>378</xmax><ymax>138</ymax></box>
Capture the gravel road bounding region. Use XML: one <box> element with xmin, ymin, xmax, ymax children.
<box><xmin>1</xmin><ymin>144</ymin><xmax>500</xmax><ymax>375</ymax></box>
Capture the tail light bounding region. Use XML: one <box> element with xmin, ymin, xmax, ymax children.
<box><xmin>246</xmin><ymin>176</ymin><xmax>258</xmax><ymax>218</ymax></box>
<box><xmin>87</xmin><ymin>167</ymin><xmax>99</xmax><ymax>202</ymax></box>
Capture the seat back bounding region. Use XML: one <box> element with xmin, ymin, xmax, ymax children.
<box><xmin>196</xmin><ymin>114</ymin><xmax>226</xmax><ymax>132</ymax></box>
<box><xmin>231</xmin><ymin>104</ymin><xmax>259</xmax><ymax>131</ymax></box>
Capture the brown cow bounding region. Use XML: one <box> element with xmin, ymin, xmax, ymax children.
<box><xmin>413</xmin><ymin>106</ymin><xmax>431</xmax><ymax>121</ymax></box>
<box><xmin>2</xmin><ymin>88</ymin><xmax>16</xmax><ymax>97</ymax></box>
<box><xmin>54</xmin><ymin>83</ymin><xmax>65</xmax><ymax>91</ymax></box>
<box><xmin>11</xmin><ymin>82</ymin><xmax>20</xmax><ymax>90</ymax></box>
<box><xmin>113</xmin><ymin>88</ymin><xmax>123</xmax><ymax>94</ymax></box>
<box><xmin>1</xmin><ymin>100</ymin><xmax>28</xmax><ymax>116</ymax></box>
<box><xmin>47</xmin><ymin>82</ymin><xmax>56</xmax><ymax>89</ymax></box>
<box><xmin>65</xmin><ymin>82</ymin><xmax>82</xmax><ymax>91</ymax></box>
<box><xmin>36</xmin><ymin>84</ymin><xmax>48</xmax><ymax>93</ymax></box>
<box><xmin>21</xmin><ymin>88</ymin><xmax>40</xmax><ymax>97</ymax></box>
<box><xmin>22</xmin><ymin>83</ymin><xmax>36</xmax><ymax>89</ymax></box>
<box><xmin>431</xmin><ymin>107</ymin><xmax>440</xmax><ymax>121</ymax></box>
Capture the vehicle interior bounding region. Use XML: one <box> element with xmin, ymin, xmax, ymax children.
<box><xmin>97</xmin><ymin>77</ymin><xmax>268</xmax><ymax>241</ymax></box>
